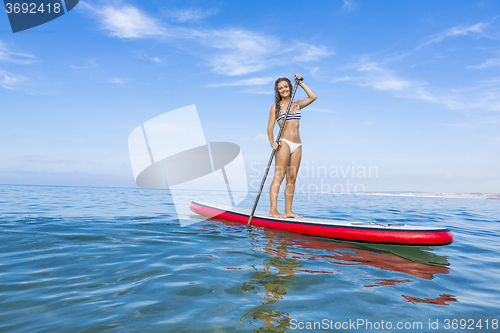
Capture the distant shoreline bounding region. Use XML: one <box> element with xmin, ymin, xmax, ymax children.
<box><xmin>356</xmin><ymin>192</ymin><xmax>500</xmax><ymax>200</ymax></box>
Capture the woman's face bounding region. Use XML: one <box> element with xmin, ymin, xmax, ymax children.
<box><xmin>277</xmin><ymin>81</ymin><xmax>290</xmax><ymax>98</ymax></box>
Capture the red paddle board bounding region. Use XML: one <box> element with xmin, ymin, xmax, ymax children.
<box><xmin>190</xmin><ymin>201</ymin><xmax>453</xmax><ymax>246</ymax></box>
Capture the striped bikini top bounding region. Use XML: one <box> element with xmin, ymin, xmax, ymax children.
<box><xmin>276</xmin><ymin>101</ymin><xmax>301</xmax><ymax>123</ymax></box>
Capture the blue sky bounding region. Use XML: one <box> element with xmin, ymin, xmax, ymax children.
<box><xmin>1</xmin><ymin>0</ymin><xmax>499</xmax><ymax>193</ymax></box>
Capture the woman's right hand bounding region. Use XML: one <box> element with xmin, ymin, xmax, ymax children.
<box><xmin>271</xmin><ymin>141</ymin><xmax>280</xmax><ymax>150</ymax></box>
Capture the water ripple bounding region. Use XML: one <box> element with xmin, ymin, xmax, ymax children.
<box><xmin>0</xmin><ymin>185</ymin><xmax>499</xmax><ymax>331</ymax></box>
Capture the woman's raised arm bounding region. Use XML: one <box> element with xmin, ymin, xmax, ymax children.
<box><xmin>294</xmin><ymin>73</ymin><xmax>317</xmax><ymax>109</ymax></box>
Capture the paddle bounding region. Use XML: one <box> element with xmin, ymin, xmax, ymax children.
<box><xmin>247</xmin><ymin>77</ymin><xmax>303</xmax><ymax>228</ymax></box>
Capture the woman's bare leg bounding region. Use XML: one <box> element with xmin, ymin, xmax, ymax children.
<box><xmin>284</xmin><ymin>146</ymin><xmax>303</xmax><ymax>218</ymax></box>
<box><xmin>269</xmin><ymin>142</ymin><xmax>290</xmax><ymax>218</ymax></box>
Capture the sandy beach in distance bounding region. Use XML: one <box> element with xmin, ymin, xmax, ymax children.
<box><xmin>356</xmin><ymin>192</ymin><xmax>500</xmax><ymax>200</ymax></box>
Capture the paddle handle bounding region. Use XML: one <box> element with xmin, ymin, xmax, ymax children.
<box><xmin>247</xmin><ymin>77</ymin><xmax>302</xmax><ymax>227</ymax></box>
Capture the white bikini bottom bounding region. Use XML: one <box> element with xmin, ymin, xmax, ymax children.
<box><xmin>280</xmin><ymin>138</ymin><xmax>302</xmax><ymax>154</ymax></box>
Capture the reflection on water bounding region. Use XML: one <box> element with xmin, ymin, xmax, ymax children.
<box><xmin>403</xmin><ymin>294</ymin><xmax>459</xmax><ymax>306</ymax></box>
<box><xmin>238</xmin><ymin>240</ymin><xmax>297</xmax><ymax>331</ymax></box>
<box><xmin>360</xmin><ymin>279</ymin><xmax>412</xmax><ymax>288</ymax></box>
<box><xmin>202</xmin><ymin>218</ymin><xmax>453</xmax><ymax>331</ymax></box>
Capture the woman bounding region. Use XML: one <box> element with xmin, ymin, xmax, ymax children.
<box><xmin>267</xmin><ymin>73</ymin><xmax>317</xmax><ymax>218</ymax></box>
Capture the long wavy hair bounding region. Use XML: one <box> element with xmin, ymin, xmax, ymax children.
<box><xmin>274</xmin><ymin>77</ymin><xmax>293</xmax><ymax>119</ymax></box>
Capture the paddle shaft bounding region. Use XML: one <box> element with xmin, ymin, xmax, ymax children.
<box><xmin>247</xmin><ymin>78</ymin><xmax>302</xmax><ymax>227</ymax></box>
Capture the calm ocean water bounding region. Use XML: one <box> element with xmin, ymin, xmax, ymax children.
<box><xmin>0</xmin><ymin>184</ymin><xmax>499</xmax><ymax>332</ymax></box>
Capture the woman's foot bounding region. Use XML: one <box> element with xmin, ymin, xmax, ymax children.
<box><xmin>268</xmin><ymin>211</ymin><xmax>286</xmax><ymax>218</ymax></box>
<box><xmin>284</xmin><ymin>211</ymin><xmax>303</xmax><ymax>218</ymax></box>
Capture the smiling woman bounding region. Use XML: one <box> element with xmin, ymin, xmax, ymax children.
<box><xmin>267</xmin><ymin>74</ymin><xmax>317</xmax><ymax>218</ymax></box>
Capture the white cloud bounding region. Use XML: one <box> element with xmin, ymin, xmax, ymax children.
<box><xmin>333</xmin><ymin>58</ymin><xmax>500</xmax><ymax>112</ymax></box>
<box><xmin>202</xmin><ymin>31</ymin><xmax>331</xmax><ymax>76</ymax></box>
<box><xmin>351</xmin><ymin>59</ymin><xmax>427</xmax><ymax>92</ymax></box>
<box><xmin>331</xmin><ymin>76</ymin><xmax>352</xmax><ymax>83</ymax></box>
<box><xmin>427</xmin><ymin>78</ymin><xmax>500</xmax><ymax>112</ymax></box>
<box><xmin>362</xmin><ymin>21</ymin><xmax>495</xmax><ymax>65</ymax></box>
<box><xmin>208</xmin><ymin>76</ymin><xmax>274</xmax><ymax>87</ymax></box>
<box><xmin>406</xmin><ymin>82</ymin><xmax>500</xmax><ymax>113</ymax></box>
<box><xmin>201</xmin><ymin>28</ymin><xmax>285</xmax><ymax>76</ymax></box>
<box><xmin>0</xmin><ymin>40</ymin><xmax>36</xmax><ymax>64</ymax></box>
<box><xmin>468</xmin><ymin>56</ymin><xmax>500</xmax><ymax>69</ymax></box>
<box><xmin>70</xmin><ymin>59</ymin><xmax>99</xmax><ymax>69</ymax></box>
<box><xmin>162</xmin><ymin>8</ymin><xmax>218</xmax><ymax>23</ymax></box>
<box><xmin>111</xmin><ymin>77</ymin><xmax>125</xmax><ymax>84</ymax></box>
<box><xmin>148</xmin><ymin>56</ymin><xmax>161</xmax><ymax>63</ymax></box>
<box><xmin>292</xmin><ymin>43</ymin><xmax>332</xmax><ymax>62</ymax></box>
<box><xmin>446</xmin><ymin>116</ymin><xmax>500</xmax><ymax>129</ymax></box>
<box><xmin>342</xmin><ymin>0</ymin><xmax>358</xmax><ymax>11</ymax></box>
<box><xmin>371</xmin><ymin>79</ymin><xmax>413</xmax><ymax>91</ymax></box>
<box><xmin>330</xmin><ymin>20</ymin><xmax>500</xmax><ymax>116</ymax></box>
<box><xmin>240</xmin><ymin>77</ymin><xmax>275</xmax><ymax>85</ymax></box>
<box><xmin>208</xmin><ymin>76</ymin><xmax>276</xmax><ymax>93</ymax></box>
<box><xmin>82</xmin><ymin>3</ymin><xmax>168</xmax><ymax>39</ymax></box>
<box><xmin>0</xmin><ymin>69</ymin><xmax>27</xmax><ymax>90</ymax></box>
<box><xmin>0</xmin><ymin>41</ymin><xmax>33</xmax><ymax>90</ymax></box>
<box><xmin>109</xmin><ymin>77</ymin><xmax>145</xmax><ymax>85</ymax></box>
<box><xmin>134</xmin><ymin>51</ymin><xmax>164</xmax><ymax>63</ymax></box>
<box><xmin>84</xmin><ymin>3</ymin><xmax>331</xmax><ymax>76</ymax></box>
<box><xmin>419</xmin><ymin>22</ymin><xmax>487</xmax><ymax>48</ymax></box>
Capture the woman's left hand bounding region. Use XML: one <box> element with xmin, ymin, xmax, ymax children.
<box><xmin>295</xmin><ymin>73</ymin><xmax>303</xmax><ymax>82</ymax></box>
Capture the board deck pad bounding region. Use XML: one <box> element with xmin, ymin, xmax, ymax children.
<box><xmin>190</xmin><ymin>201</ymin><xmax>454</xmax><ymax>246</ymax></box>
